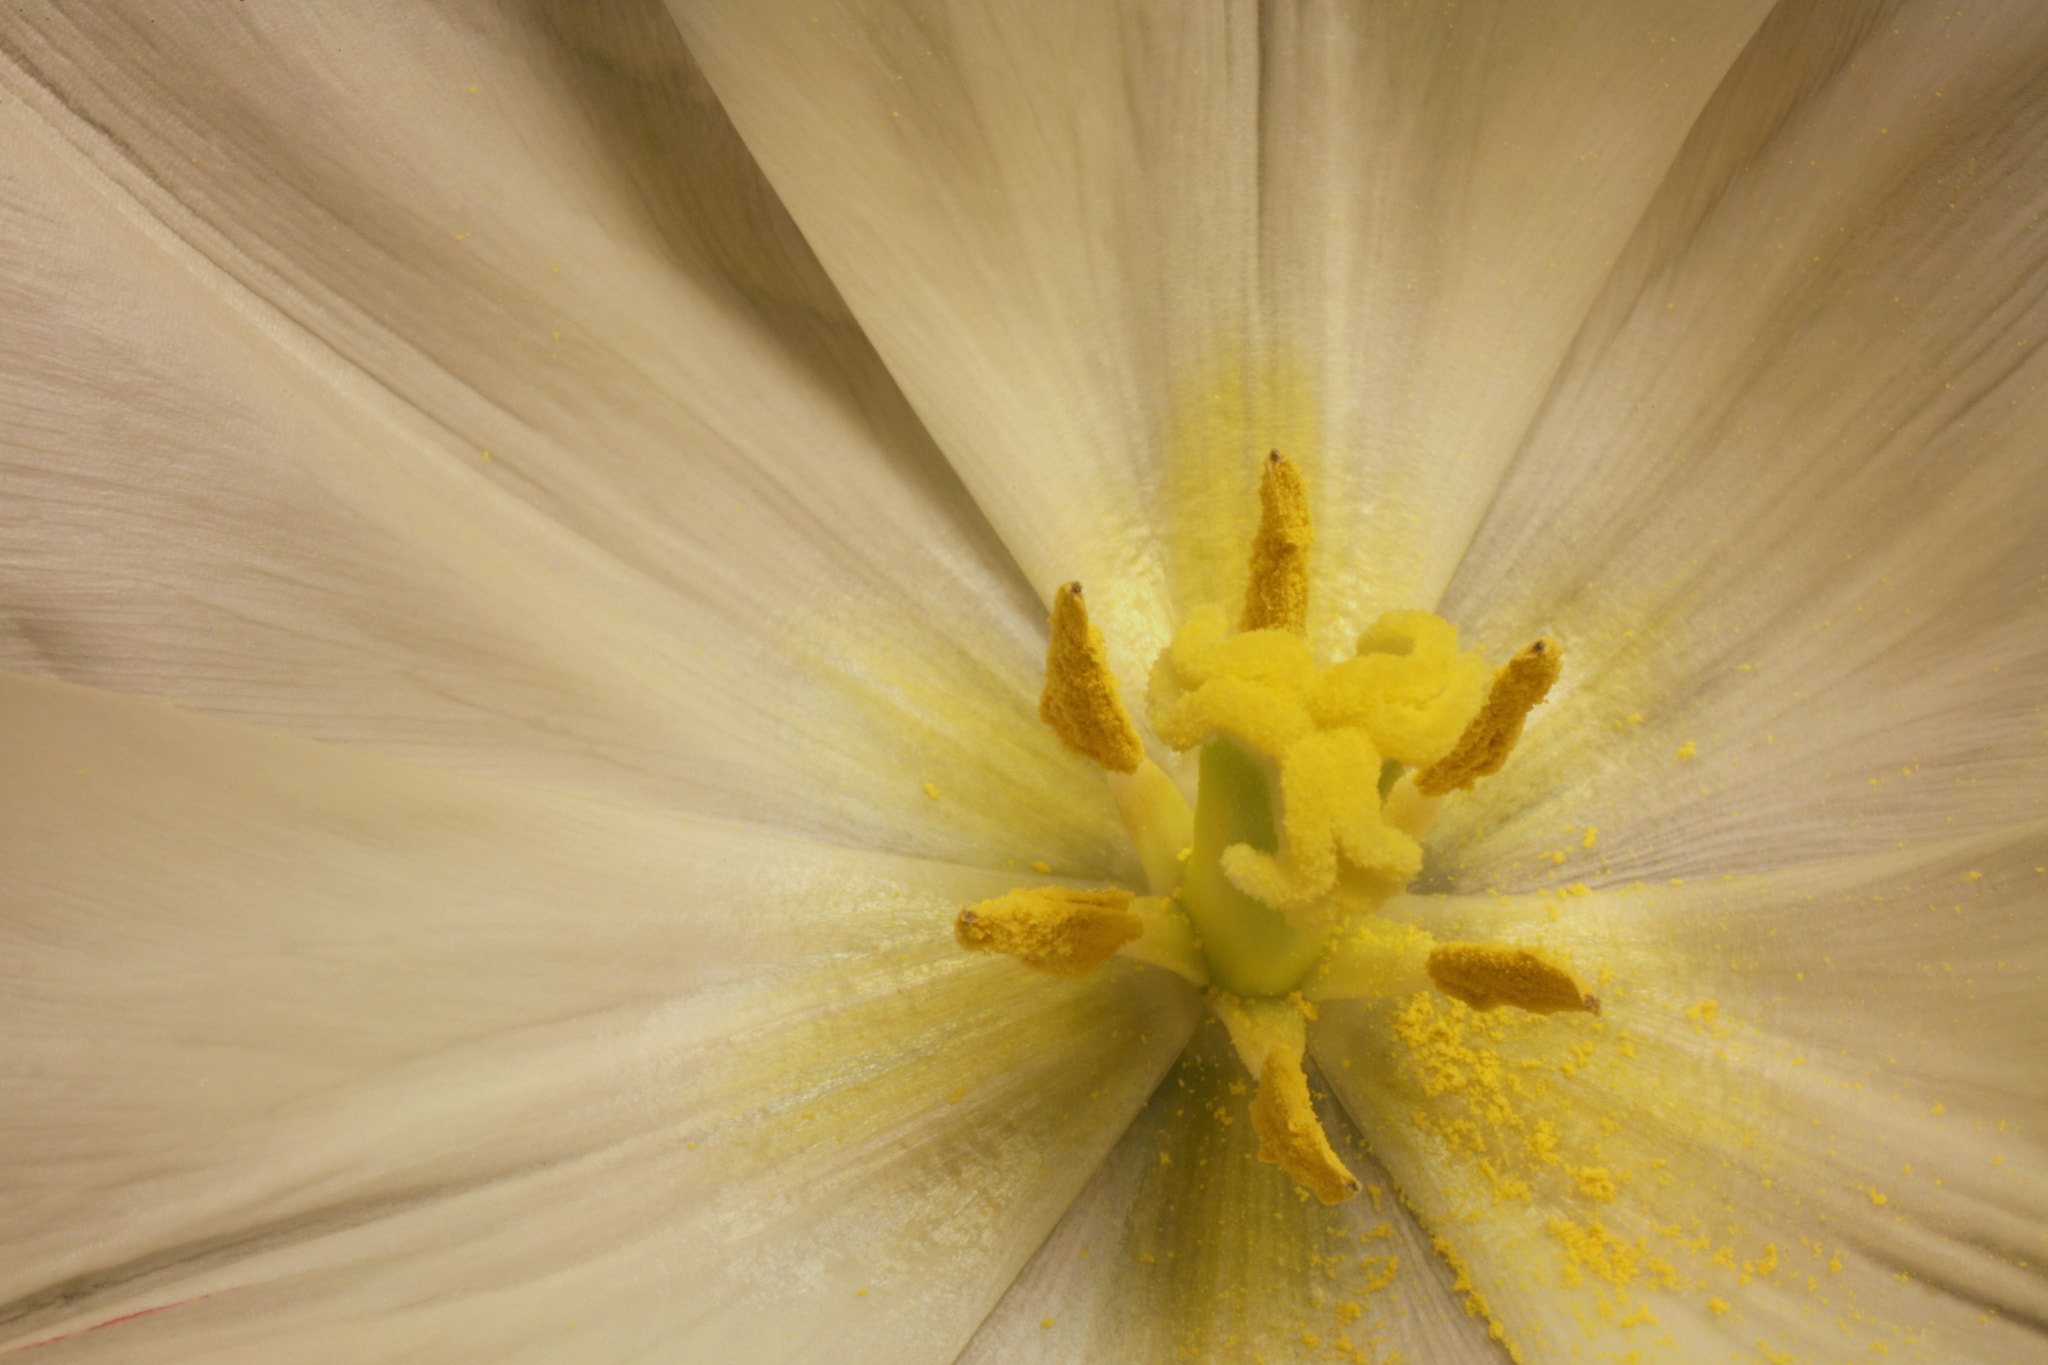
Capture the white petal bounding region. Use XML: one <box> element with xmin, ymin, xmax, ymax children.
<box><xmin>0</xmin><ymin>4</ymin><xmax>1105</xmax><ymax>869</ymax></box>
<box><xmin>677</xmin><ymin>0</ymin><xmax>1772</xmax><ymax>667</ymax></box>
<box><xmin>1316</xmin><ymin>824</ymin><xmax>2048</xmax><ymax>1364</ymax></box>
<box><xmin>0</xmin><ymin>672</ymin><xmax>1199</xmax><ymax>1362</ymax></box>
<box><xmin>1432</xmin><ymin>1</ymin><xmax>2048</xmax><ymax>881</ymax></box>
<box><xmin>958</xmin><ymin>1016</ymin><xmax>1507</xmax><ymax>1364</ymax></box>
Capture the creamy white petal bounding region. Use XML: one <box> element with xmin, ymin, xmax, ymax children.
<box><xmin>0</xmin><ymin>672</ymin><xmax>1199</xmax><ymax>1362</ymax></box>
<box><xmin>958</xmin><ymin>1016</ymin><xmax>1508</xmax><ymax>1364</ymax></box>
<box><xmin>677</xmin><ymin>0</ymin><xmax>1771</xmax><ymax>671</ymax></box>
<box><xmin>0</xmin><ymin>2</ymin><xmax>1110</xmax><ymax>869</ymax></box>
<box><xmin>1316</xmin><ymin>824</ymin><xmax>2048</xmax><ymax>1364</ymax></box>
<box><xmin>1433</xmin><ymin>0</ymin><xmax>2048</xmax><ymax>882</ymax></box>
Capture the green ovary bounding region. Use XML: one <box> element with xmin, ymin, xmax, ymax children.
<box><xmin>1180</xmin><ymin>737</ymin><xmax>1327</xmax><ymax>997</ymax></box>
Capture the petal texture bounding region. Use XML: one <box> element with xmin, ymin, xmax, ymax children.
<box><xmin>678</xmin><ymin>0</ymin><xmax>1772</xmax><ymax>672</ymax></box>
<box><xmin>0</xmin><ymin>672</ymin><xmax>1199</xmax><ymax>1362</ymax></box>
<box><xmin>0</xmin><ymin>2</ymin><xmax>1107</xmax><ymax>871</ymax></box>
<box><xmin>1434</xmin><ymin>0</ymin><xmax>2048</xmax><ymax>883</ymax></box>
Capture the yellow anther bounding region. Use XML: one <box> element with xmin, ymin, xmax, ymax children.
<box><xmin>1252</xmin><ymin>1049</ymin><xmax>1362</xmax><ymax>1204</ymax></box>
<box><xmin>1039</xmin><ymin>582</ymin><xmax>1144</xmax><ymax>774</ymax></box>
<box><xmin>1239</xmin><ymin>451</ymin><xmax>1313</xmax><ymax>636</ymax></box>
<box><xmin>1413</xmin><ymin>638</ymin><xmax>1562</xmax><ymax>796</ymax></box>
<box><xmin>1120</xmin><ymin>895</ymin><xmax>1209</xmax><ymax>986</ymax></box>
<box><xmin>1213</xmin><ymin>993</ymin><xmax>1361</xmax><ymax>1203</ymax></box>
<box><xmin>956</xmin><ymin>886</ymin><xmax>1142</xmax><ymax>978</ymax></box>
<box><xmin>1425</xmin><ymin>941</ymin><xmax>1599</xmax><ymax>1016</ymax></box>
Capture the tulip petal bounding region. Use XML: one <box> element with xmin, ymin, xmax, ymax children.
<box><xmin>0</xmin><ymin>2</ymin><xmax>1110</xmax><ymax>870</ymax></box>
<box><xmin>1434</xmin><ymin>0</ymin><xmax>2048</xmax><ymax>881</ymax></box>
<box><xmin>0</xmin><ymin>671</ymin><xmax>1199</xmax><ymax>1362</ymax></box>
<box><xmin>1317</xmin><ymin>823</ymin><xmax>2048</xmax><ymax>1363</ymax></box>
<box><xmin>955</xmin><ymin>1016</ymin><xmax>1508</xmax><ymax>1364</ymax></box>
<box><xmin>677</xmin><ymin>0</ymin><xmax>1773</xmax><ymax>666</ymax></box>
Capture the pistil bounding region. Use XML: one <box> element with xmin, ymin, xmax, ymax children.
<box><xmin>956</xmin><ymin>452</ymin><xmax>1598</xmax><ymax>1204</ymax></box>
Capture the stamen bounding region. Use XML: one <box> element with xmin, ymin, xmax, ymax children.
<box><xmin>1239</xmin><ymin>451</ymin><xmax>1313</xmax><ymax>636</ymax></box>
<box><xmin>1303</xmin><ymin>915</ymin><xmax>1434</xmax><ymax>1002</ymax></box>
<box><xmin>1253</xmin><ymin>1051</ymin><xmax>1362</xmax><ymax>1205</ymax></box>
<box><xmin>1214</xmin><ymin>994</ymin><xmax>1362</xmax><ymax>1204</ymax></box>
<box><xmin>956</xmin><ymin>887</ymin><xmax>1143</xmax><ymax>978</ymax></box>
<box><xmin>1413</xmin><ymin>638</ymin><xmax>1562</xmax><ymax>796</ymax></box>
<box><xmin>1108</xmin><ymin>759</ymin><xmax>1195</xmax><ymax>895</ymax></box>
<box><xmin>1118</xmin><ymin>895</ymin><xmax>1209</xmax><ymax>986</ymax></box>
<box><xmin>1039</xmin><ymin>583</ymin><xmax>1145</xmax><ymax>774</ymax></box>
<box><xmin>1425</xmin><ymin>941</ymin><xmax>1599</xmax><ymax>1016</ymax></box>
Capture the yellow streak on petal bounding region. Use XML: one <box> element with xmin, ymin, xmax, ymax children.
<box><xmin>955</xmin><ymin>886</ymin><xmax>1141</xmax><ymax>978</ymax></box>
<box><xmin>1038</xmin><ymin>582</ymin><xmax>1144</xmax><ymax>774</ymax></box>
<box><xmin>1425</xmin><ymin>941</ymin><xmax>1598</xmax><ymax>1016</ymax></box>
<box><xmin>1240</xmin><ymin>451</ymin><xmax>1313</xmax><ymax>636</ymax></box>
<box><xmin>1432</xmin><ymin>1235</ymin><xmax>1525</xmax><ymax>1364</ymax></box>
<box><xmin>1413</xmin><ymin>638</ymin><xmax>1562</xmax><ymax>796</ymax></box>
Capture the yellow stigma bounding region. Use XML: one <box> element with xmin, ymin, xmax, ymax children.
<box><xmin>1039</xmin><ymin>582</ymin><xmax>1144</xmax><ymax>774</ymax></box>
<box><xmin>1239</xmin><ymin>451</ymin><xmax>1313</xmax><ymax>636</ymax></box>
<box><xmin>955</xmin><ymin>887</ymin><xmax>1142</xmax><ymax>978</ymax></box>
<box><xmin>1413</xmin><ymin>638</ymin><xmax>1562</xmax><ymax>796</ymax></box>
<box><xmin>1424</xmin><ymin>941</ymin><xmax>1599</xmax><ymax>1016</ymax></box>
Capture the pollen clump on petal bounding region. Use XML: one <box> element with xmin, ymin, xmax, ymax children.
<box><xmin>1425</xmin><ymin>941</ymin><xmax>1598</xmax><ymax>1016</ymax></box>
<box><xmin>955</xmin><ymin>886</ymin><xmax>1141</xmax><ymax>978</ymax></box>
<box><xmin>1039</xmin><ymin>582</ymin><xmax>1145</xmax><ymax>774</ymax></box>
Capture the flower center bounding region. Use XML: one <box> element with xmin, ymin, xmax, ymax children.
<box><xmin>955</xmin><ymin>453</ymin><xmax>1595</xmax><ymax>1202</ymax></box>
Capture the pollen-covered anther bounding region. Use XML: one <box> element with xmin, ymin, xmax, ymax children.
<box><xmin>956</xmin><ymin>887</ymin><xmax>1142</xmax><ymax>978</ymax></box>
<box><xmin>1425</xmin><ymin>941</ymin><xmax>1599</xmax><ymax>1016</ymax></box>
<box><xmin>1239</xmin><ymin>451</ymin><xmax>1313</xmax><ymax>636</ymax></box>
<box><xmin>1039</xmin><ymin>582</ymin><xmax>1145</xmax><ymax>774</ymax></box>
<box><xmin>1413</xmin><ymin>637</ymin><xmax>1562</xmax><ymax>796</ymax></box>
<box><xmin>1252</xmin><ymin>1051</ymin><xmax>1362</xmax><ymax>1204</ymax></box>
<box><xmin>1214</xmin><ymin>993</ymin><xmax>1360</xmax><ymax>1203</ymax></box>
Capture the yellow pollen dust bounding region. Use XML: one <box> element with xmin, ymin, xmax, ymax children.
<box><xmin>955</xmin><ymin>887</ymin><xmax>1141</xmax><ymax>978</ymax></box>
<box><xmin>1039</xmin><ymin>582</ymin><xmax>1144</xmax><ymax>774</ymax></box>
<box><xmin>1414</xmin><ymin>638</ymin><xmax>1563</xmax><ymax>796</ymax></box>
<box><xmin>1425</xmin><ymin>942</ymin><xmax>1599</xmax><ymax>1016</ymax></box>
<box><xmin>1239</xmin><ymin>451</ymin><xmax>1313</xmax><ymax>635</ymax></box>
